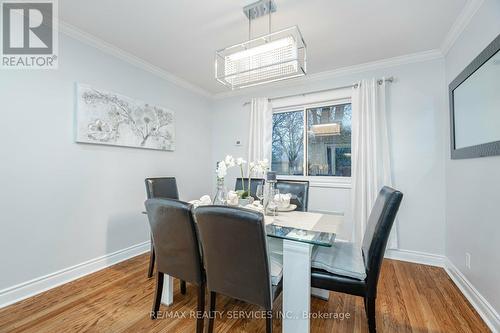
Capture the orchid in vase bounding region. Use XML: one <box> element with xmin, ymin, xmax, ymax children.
<box><xmin>213</xmin><ymin>157</ymin><xmax>232</xmax><ymax>205</ymax></box>
<box><xmin>234</xmin><ymin>157</ymin><xmax>270</xmax><ymax>199</ymax></box>
<box><xmin>243</xmin><ymin>158</ymin><xmax>269</xmax><ymax>198</ymax></box>
<box><xmin>215</xmin><ymin>155</ymin><xmax>269</xmax><ymax>200</ymax></box>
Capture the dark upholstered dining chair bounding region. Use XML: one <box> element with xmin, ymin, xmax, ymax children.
<box><xmin>145</xmin><ymin>177</ymin><xmax>179</xmax><ymax>200</ymax></box>
<box><xmin>310</xmin><ymin>186</ymin><xmax>403</xmax><ymax>333</ymax></box>
<box><xmin>276</xmin><ymin>180</ymin><xmax>310</xmax><ymax>211</ymax></box>
<box><xmin>234</xmin><ymin>177</ymin><xmax>265</xmax><ymax>199</ymax></box>
<box><xmin>195</xmin><ymin>206</ymin><xmax>282</xmax><ymax>333</ymax></box>
<box><xmin>144</xmin><ymin>198</ymin><xmax>205</xmax><ymax>333</ymax></box>
<box><xmin>144</xmin><ymin>177</ymin><xmax>186</xmax><ymax>294</ymax></box>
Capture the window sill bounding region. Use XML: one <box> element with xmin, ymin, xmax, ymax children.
<box><xmin>276</xmin><ymin>175</ymin><xmax>352</xmax><ymax>189</ymax></box>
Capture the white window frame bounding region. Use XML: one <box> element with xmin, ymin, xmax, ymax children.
<box><xmin>272</xmin><ymin>96</ymin><xmax>352</xmax><ymax>189</ymax></box>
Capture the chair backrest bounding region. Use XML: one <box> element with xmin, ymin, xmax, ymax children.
<box><xmin>194</xmin><ymin>206</ymin><xmax>272</xmax><ymax>309</ymax></box>
<box><xmin>361</xmin><ymin>186</ymin><xmax>403</xmax><ymax>296</ymax></box>
<box><xmin>276</xmin><ymin>180</ymin><xmax>310</xmax><ymax>211</ymax></box>
<box><xmin>234</xmin><ymin>178</ymin><xmax>265</xmax><ymax>199</ymax></box>
<box><xmin>144</xmin><ymin>198</ymin><xmax>204</xmax><ymax>285</ymax></box>
<box><xmin>145</xmin><ymin>177</ymin><xmax>179</xmax><ymax>199</ymax></box>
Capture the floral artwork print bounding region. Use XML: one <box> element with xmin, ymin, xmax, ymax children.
<box><xmin>75</xmin><ymin>84</ymin><xmax>175</xmax><ymax>151</ymax></box>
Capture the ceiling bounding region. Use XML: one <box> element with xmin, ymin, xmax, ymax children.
<box><xmin>60</xmin><ymin>0</ymin><xmax>468</xmax><ymax>95</ymax></box>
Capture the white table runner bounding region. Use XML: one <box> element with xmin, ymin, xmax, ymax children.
<box><xmin>265</xmin><ymin>211</ymin><xmax>342</xmax><ymax>234</ymax></box>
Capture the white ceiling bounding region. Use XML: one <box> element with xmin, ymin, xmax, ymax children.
<box><xmin>60</xmin><ymin>0</ymin><xmax>468</xmax><ymax>95</ymax></box>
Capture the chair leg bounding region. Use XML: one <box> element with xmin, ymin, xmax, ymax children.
<box><xmin>147</xmin><ymin>240</ymin><xmax>155</xmax><ymax>278</ymax></box>
<box><xmin>151</xmin><ymin>272</ymin><xmax>164</xmax><ymax>319</ymax></box>
<box><xmin>207</xmin><ymin>291</ymin><xmax>217</xmax><ymax>333</ymax></box>
<box><xmin>180</xmin><ymin>280</ymin><xmax>187</xmax><ymax>295</ymax></box>
<box><xmin>196</xmin><ymin>284</ymin><xmax>205</xmax><ymax>333</ymax></box>
<box><xmin>266</xmin><ymin>312</ymin><xmax>273</xmax><ymax>333</ymax></box>
<box><xmin>365</xmin><ymin>297</ymin><xmax>376</xmax><ymax>333</ymax></box>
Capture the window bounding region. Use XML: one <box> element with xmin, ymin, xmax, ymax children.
<box><xmin>272</xmin><ymin>101</ymin><xmax>352</xmax><ymax>177</ymax></box>
<box><xmin>272</xmin><ymin>110</ymin><xmax>304</xmax><ymax>175</ymax></box>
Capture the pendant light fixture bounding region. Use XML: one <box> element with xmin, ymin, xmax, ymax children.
<box><xmin>215</xmin><ymin>0</ymin><xmax>307</xmax><ymax>90</ymax></box>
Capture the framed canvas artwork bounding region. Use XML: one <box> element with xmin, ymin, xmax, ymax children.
<box><xmin>75</xmin><ymin>84</ymin><xmax>175</xmax><ymax>151</ymax></box>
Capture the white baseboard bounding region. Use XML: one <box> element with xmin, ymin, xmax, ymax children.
<box><xmin>0</xmin><ymin>240</ymin><xmax>151</xmax><ymax>309</ymax></box>
<box><xmin>386</xmin><ymin>249</ymin><xmax>498</xmax><ymax>332</ymax></box>
<box><xmin>385</xmin><ymin>248</ymin><xmax>446</xmax><ymax>267</ymax></box>
<box><xmin>445</xmin><ymin>259</ymin><xmax>500</xmax><ymax>333</ymax></box>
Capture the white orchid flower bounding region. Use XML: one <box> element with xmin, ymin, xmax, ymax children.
<box><xmin>236</xmin><ymin>157</ymin><xmax>247</xmax><ymax>166</ymax></box>
<box><xmin>259</xmin><ymin>158</ymin><xmax>269</xmax><ymax>170</ymax></box>
<box><xmin>248</xmin><ymin>159</ymin><xmax>269</xmax><ymax>176</ymax></box>
<box><xmin>224</xmin><ymin>155</ymin><xmax>235</xmax><ymax>167</ymax></box>
<box><xmin>216</xmin><ymin>161</ymin><xmax>227</xmax><ymax>179</ymax></box>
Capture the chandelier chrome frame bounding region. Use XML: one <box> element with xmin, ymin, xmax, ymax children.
<box><xmin>215</xmin><ymin>1</ymin><xmax>307</xmax><ymax>90</ymax></box>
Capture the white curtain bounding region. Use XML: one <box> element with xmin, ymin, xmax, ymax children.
<box><xmin>351</xmin><ymin>78</ymin><xmax>398</xmax><ymax>249</ymax></box>
<box><xmin>248</xmin><ymin>97</ymin><xmax>273</xmax><ymax>164</ymax></box>
<box><xmin>248</xmin><ymin>98</ymin><xmax>282</xmax><ymax>261</ymax></box>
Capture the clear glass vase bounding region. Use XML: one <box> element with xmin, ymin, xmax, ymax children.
<box><xmin>264</xmin><ymin>183</ymin><xmax>278</xmax><ymax>216</ymax></box>
<box><xmin>213</xmin><ymin>178</ymin><xmax>228</xmax><ymax>205</ymax></box>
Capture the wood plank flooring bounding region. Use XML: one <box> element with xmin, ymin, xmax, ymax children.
<box><xmin>0</xmin><ymin>254</ymin><xmax>490</xmax><ymax>333</ymax></box>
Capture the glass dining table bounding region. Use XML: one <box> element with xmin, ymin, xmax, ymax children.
<box><xmin>263</xmin><ymin>210</ymin><xmax>342</xmax><ymax>333</ymax></box>
<box><xmin>143</xmin><ymin>206</ymin><xmax>343</xmax><ymax>333</ymax></box>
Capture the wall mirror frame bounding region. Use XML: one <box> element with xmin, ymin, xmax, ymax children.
<box><xmin>449</xmin><ymin>33</ymin><xmax>500</xmax><ymax>159</ymax></box>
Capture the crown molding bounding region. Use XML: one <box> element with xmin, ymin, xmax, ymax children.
<box><xmin>304</xmin><ymin>49</ymin><xmax>443</xmax><ymax>81</ymax></box>
<box><xmin>59</xmin><ymin>21</ymin><xmax>213</xmax><ymax>99</ymax></box>
<box><xmin>59</xmin><ymin>21</ymin><xmax>446</xmax><ymax>101</ymax></box>
<box><xmin>440</xmin><ymin>0</ymin><xmax>485</xmax><ymax>55</ymax></box>
<box><xmin>212</xmin><ymin>49</ymin><xmax>444</xmax><ymax>99</ymax></box>
<box><xmin>60</xmin><ymin>10</ymin><xmax>470</xmax><ymax>101</ymax></box>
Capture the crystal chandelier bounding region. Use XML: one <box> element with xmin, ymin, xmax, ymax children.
<box><xmin>215</xmin><ymin>0</ymin><xmax>307</xmax><ymax>90</ymax></box>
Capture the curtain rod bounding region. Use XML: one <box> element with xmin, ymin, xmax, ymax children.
<box><xmin>242</xmin><ymin>76</ymin><xmax>394</xmax><ymax>106</ymax></box>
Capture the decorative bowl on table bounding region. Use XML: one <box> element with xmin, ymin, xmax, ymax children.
<box><xmin>226</xmin><ymin>191</ymin><xmax>239</xmax><ymax>206</ymax></box>
<box><xmin>275</xmin><ymin>193</ymin><xmax>292</xmax><ymax>209</ymax></box>
<box><xmin>277</xmin><ymin>204</ymin><xmax>297</xmax><ymax>212</ymax></box>
<box><xmin>244</xmin><ymin>201</ymin><xmax>264</xmax><ymax>212</ymax></box>
<box><xmin>238</xmin><ymin>196</ymin><xmax>254</xmax><ymax>206</ymax></box>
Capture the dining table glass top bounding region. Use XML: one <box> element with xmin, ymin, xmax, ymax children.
<box><xmin>143</xmin><ymin>205</ymin><xmax>343</xmax><ymax>248</ymax></box>
<box><xmin>263</xmin><ymin>210</ymin><xmax>342</xmax><ymax>247</ymax></box>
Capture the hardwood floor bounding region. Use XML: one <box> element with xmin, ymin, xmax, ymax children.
<box><xmin>0</xmin><ymin>254</ymin><xmax>490</xmax><ymax>333</ymax></box>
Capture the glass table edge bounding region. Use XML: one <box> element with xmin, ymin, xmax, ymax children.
<box><xmin>265</xmin><ymin>224</ymin><xmax>336</xmax><ymax>247</ymax></box>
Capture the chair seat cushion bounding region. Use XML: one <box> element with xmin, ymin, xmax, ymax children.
<box><xmin>269</xmin><ymin>254</ymin><xmax>283</xmax><ymax>286</ymax></box>
<box><xmin>311</xmin><ymin>241</ymin><xmax>367</xmax><ymax>281</ymax></box>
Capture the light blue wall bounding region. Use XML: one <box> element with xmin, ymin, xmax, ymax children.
<box><xmin>444</xmin><ymin>0</ymin><xmax>500</xmax><ymax>316</ymax></box>
<box><xmin>0</xmin><ymin>33</ymin><xmax>213</xmax><ymax>290</ymax></box>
